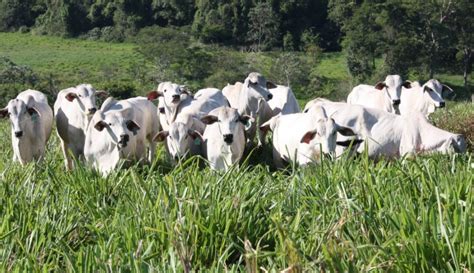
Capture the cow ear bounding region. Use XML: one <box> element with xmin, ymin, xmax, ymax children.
<box><xmin>188</xmin><ymin>130</ymin><xmax>203</xmax><ymax>140</ymax></box>
<box><xmin>402</xmin><ymin>81</ymin><xmax>412</xmax><ymax>88</ymax></box>
<box><xmin>374</xmin><ymin>82</ymin><xmax>386</xmax><ymax>90</ymax></box>
<box><xmin>266</xmin><ymin>81</ymin><xmax>277</xmax><ymax>89</ymax></box>
<box><xmin>126</xmin><ymin>120</ymin><xmax>140</xmax><ymax>135</ymax></box>
<box><xmin>0</xmin><ymin>107</ymin><xmax>8</xmax><ymax>118</ymax></box>
<box><xmin>94</xmin><ymin>121</ymin><xmax>108</xmax><ymax>131</ymax></box>
<box><xmin>300</xmin><ymin>130</ymin><xmax>317</xmax><ymax>144</ymax></box>
<box><xmin>336</xmin><ymin>123</ymin><xmax>356</xmax><ymax>136</ymax></box>
<box><xmin>239</xmin><ymin>115</ymin><xmax>253</xmax><ymax>125</ymax></box>
<box><xmin>336</xmin><ymin>139</ymin><xmax>364</xmax><ymax>147</ymax></box>
<box><xmin>442</xmin><ymin>84</ymin><xmax>454</xmax><ymax>93</ymax></box>
<box><xmin>147</xmin><ymin>91</ymin><xmax>162</xmax><ymax>101</ymax></box>
<box><xmin>179</xmin><ymin>85</ymin><xmax>192</xmax><ymax>95</ymax></box>
<box><xmin>65</xmin><ymin>92</ymin><xmax>77</xmax><ymax>102</ymax></box>
<box><xmin>27</xmin><ymin>107</ymin><xmax>40</xmax><ymax>116</ymax></box>
<box><xmin>201</xmin><ymin>115</ymin><xmax>218</xmax><ymax>125</ymax></box>
<box><xmin>153</xmin><ymin>131</ymin><xmax>169</xmax><ymax>142</ymax></box>
<box><xmin>95</xmin><ymin>90</ymin><xmax>109</xmax><ymax>99</ymax></box>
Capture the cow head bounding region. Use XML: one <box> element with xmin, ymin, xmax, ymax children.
<box><xmin>0</xmin><ymin>96</ymin><xmax>40</xmax><ymax>138</ymax></box>
<box><xmin>422</xmin><ymin>79</ymin><xmax>449</xmax><ymax>109</ymax></box>
<box><xmin>300</xmin><ymin>117</ymin><xmax>357</xmax><ymax>157</ymax></box>
<box><xmin>450</xmin><ymin>134</ymin><xmax>467</xmax><ymax>153</ymax></box>
<box><xmin>153</xmin><ymin>115</ymin><xmax>203</xmax><ymax>161</ymax></box>
<box><xmin>65</xmin><ymin>84</ymin><xmax>108</xmax><ymax>116</ymax></box>
<box><xmin>202</xmin><ymin>107</ymin><xmax>252</xmax><ymax>145</ymax></box>
<box><xmin>147</xmin><ymin>82</ymin><xmax>191</xmax><ymax>106</ymax></box>
<box><xmin>93</xmin><ymin>109</ymin><xmax>140</xmax><ymax>150</ymax></box>
<box><xmin>375</xmin><ymin>75</ymin><xmax>411</xmax><ymax>106</ymax></box>
<box><xmin>242</xmin><ymin>72</ymin><xmax>274</xmax><ymax>101</ymax></box>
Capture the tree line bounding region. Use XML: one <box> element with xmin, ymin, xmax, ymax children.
<box><xmin>0</xmin><ymin>0</ymin><xmax>472</xmax><ymax>87</ymax></box>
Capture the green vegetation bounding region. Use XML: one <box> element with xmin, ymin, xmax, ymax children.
<box><xmin>0</xmin><ymin>31</ymin><xmax>472</xmax><ymax>271</ymax></box>
<box><xmin>0</xmin><ymin>120</ymin><xmax>472</xmax><ymax>271</ymax></box>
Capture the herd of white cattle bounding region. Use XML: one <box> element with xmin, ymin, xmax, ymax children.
<box><xmin>0</xmin><ymin>73</ymin><xmax>467</xmax><ymax>175</ymax></box>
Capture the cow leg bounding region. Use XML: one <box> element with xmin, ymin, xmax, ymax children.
<box><xmin>272</xmin><ymin>148</ymin><xmax>285</xmax><ymax>169</ymax></box>
<box><xmin>60</xmin><ymin>139</ymin><xmax>73</xmax><ymax>170</ymax></box>
<box><xmin>148</xmin><ymin>140</ymin><xmax>156</xmax><ymax>163</ymax></box>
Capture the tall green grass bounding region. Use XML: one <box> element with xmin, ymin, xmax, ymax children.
<box><xmin>0</xmin><ymin>121</ymin><xmax>472</xmax><ymax>271</ymax></box>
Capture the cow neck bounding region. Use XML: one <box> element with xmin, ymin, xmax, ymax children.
<box><xmin>415</xmin><ymin>116</ymin><xmax>453</xmax><ymax>150</ymax></box>
<box><xmin>383</xmin><ymin>88</ymin><xmax>396</xmax><ymax>113</ymax></box>
<box><xmin>164</xmin><ymin>100</ymin><xmax>182</xmax><ymax>125</ymax></box>
<box><xmin>238</xmin><ymin>86</ymin><xmax>258</xmax><ymax>116</ymax></box>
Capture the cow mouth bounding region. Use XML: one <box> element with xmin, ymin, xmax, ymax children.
<box><xmin>117</xmin><ymin>142</ymin><xmax>128</xmax><ymax>149</ymax></box>
<box><xmin>171</xmin><ymin>97</ymin><xmax>180</xmax><ymax>103</ymax></box>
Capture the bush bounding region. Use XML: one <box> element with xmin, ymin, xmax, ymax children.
<box><xmin>98</xmin><ymin>81</ymin><xmax>137</xmax><ymax>99</ymax></box>
<box><xmin>431</xmin><ymin>102</ymin><xmax>474</xmax><ymax>152</ymax></box>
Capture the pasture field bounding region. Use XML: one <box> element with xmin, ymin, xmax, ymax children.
<box><xmin>0</xmin><ymin>121</ymin><xmax>472</xmax><ymax>271</ymax></box>
<box><xmin>0</xmin><ymin>32</ymin><xmax>146</xmax><ymax>87</ymax></box>
<box><xmin>0</xmin><ymin>33</ymin><xmax>473</xmax><ymax>271</ymax></box>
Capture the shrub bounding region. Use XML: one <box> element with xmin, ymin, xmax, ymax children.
<box><xmin>431</xmin><ymin>102</ymin><xmax>474</xmax><ymax>151</ymax></box>
<box><xmin>99</xmin><ymin>81</ymin><xmax>137</xmax><ymax>99</ymax></box>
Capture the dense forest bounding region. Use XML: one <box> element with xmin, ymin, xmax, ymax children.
<box><xmin>0</xmin><ymin>0</ymin><xmax>472</xmax><ymax>92</ymax></box>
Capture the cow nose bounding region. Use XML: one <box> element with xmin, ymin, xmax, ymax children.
<box><xmin>119</xmin><ymin>134</ymin><xmax>129</xmax><ymax>146</ymax></box>
<box><xmin>14</xmin><ymin>131</ymin><xmax>23</xmax><ymax>138</ymax></box>
<box><xmin>88</xmin><ymin>108</ymin><xmax>97</xmax><ymax>114</ymax></box>
<box><xmin>223</xmin><ymin>134</ymin><xmax>233</xmax><ymax>144</ymax></box>
<box><xmin>439</xmin><ymin>102</ymin><xmax>445</xmax><ymax>108</ymax></box>
<box><xmin>267</xmin><ymin>93</ymin><xmax>273</xmax><ymax>100</ymax></box>
<box><xmin>392</xmin><ymin>99</ymin><xmax>401</xmax><ymax>105</ymax></box>
<box><xmin>172</xmin><ymin>95</ymin><xmax>180</xmax><ymax>101</ymax></box>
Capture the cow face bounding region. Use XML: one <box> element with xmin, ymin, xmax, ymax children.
<box><xmin>423</xmin><ymin>79</ymin><xmax>446</xmax><ymax>109</ymax></box>
<box><xmin>156</xmin><ymin>124</ymin><xmax>200</xmax><ymax>161</ymax></box>
<box><xmin>450</xmin><ymin>135</ymin><xmax>467</xmax><ymax>153</ymax></box>
<box><xmin>202</xmin><ymin>107</ymin><xmax>252</xmax><ymax>146</ymax></box>
<box><xmin>376</xmin><ymin>75</ymin><xmax>410</xmax><ymax>106</ymax></box>
<box><xmin>243</xmin><ymin>72</ymin><xmax>274</xmax><ymax>101</ymax></box>
<box><xmin>93</xmin><ymin>111</ymin><xmax>140</xmax><ymax>150</ymax></box>
<box><xmin>301</xmin><ymin>118</ymin><xmax>356</xmax><ymax>158</ymax></box>
<box><xmin>0</xmin><ymin>97</ymin><xmax>40</xmax><ymax>138</ymax></box>
<box><xmin>160</xmin><ymin>82</ymin><xmax>189</xmax><ymax>106</ymax></box>
<box><xmin>65</xmin><ymin>84</ymin><xmax>106</xmax><ymax>116</ymax></box>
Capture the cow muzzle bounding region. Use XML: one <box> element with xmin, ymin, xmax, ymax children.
<box><xmin>223</xmin><ymin>134</ymin><xmax>233</xmax><ymax>145</ymax></box>
<box><xmin>118</xmin><ymin>134</ymin><xmax>129</xmax><ymax>148</ymax></box>
<box><xmin>14</xmin><ymin>131</ymin><xmax>23</xmax><ymax>138</ymax></box>
<box><xmin>438</xmin><ymin>102</ymin><xmax>445</xmax><ymax>108</ymax></box>
<box><xmin>392</xmin><ymin>99</ymin><xmax>401</xmax><ymax>106</ymax></box>
<box><xmin>88</xmin><ymin>108</ymin><xmax>97</xmax><ymax>114</ymax></box>
<box><xmin>172</xmin><ymin>95</ymin><xmax>180</xmax><ymax>103</ymax></box>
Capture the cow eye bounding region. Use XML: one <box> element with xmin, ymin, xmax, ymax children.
<box><xmin>108</xmin><ymin>123</ymin><xmax>112</xmax><ymax>126</ymax></box>
<box><xmin>164</xmin><ymin>89</ymin><xmax>167</xmax><ymax>93</ymax></box>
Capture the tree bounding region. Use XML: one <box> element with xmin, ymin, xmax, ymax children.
<box><xmin>450</xmin><ymin>1</ymin><xmax>473</xmax><ymax>88</ymax></box>
<box><xmin>246</xmin><ymin>2</ymin><xmax>280</xmax><ymax>51</ymax></box>
<box><xmin>0</xmin><ymin>0</ymin><xmax>35</xmax><ymax>31</ymax></box>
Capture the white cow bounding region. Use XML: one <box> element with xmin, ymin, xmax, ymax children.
<box><xmin>147</xmin><ymin>82</ymin><xmax>194</xmax><ymax>126</ymax></box>
<box><xmin>222</xmin><ymin>72</ymin><xmax>274</xmax><ymax>147</ymax></box>
<box><xmin>347</xmin><ymin>75</ymin><xmax>411</xmax><ymax>113</ymax></box>
<box><xmin>260</xmin><ymin>105</ymin><xmax>357</xmax><ymax>168</ymax></box>
<box><xmin>200</xmin><ymin>106</ymin><xmax>252</xmax><ymax>171</ymax></box>
<box><xmin>0</xmin><ymin>90</ymin><xmax>53</xmax><ymax>165</ymax></box>
<box><xmin>399</xmin><ymin>79</ymin><xmax>453</xmax><ymax>117</ymax></box>
<box><xmin>267</xmin><ymin>84</ymin><xmax>300</xmax><ymax>115</ymax></box>
<box><xmin>153</xmin><ymin>111</ymin><xmax>205</xmax><ymax>161</ymax></box>
<box><xmin>152</xmin><ymin>88</ymin><xmax>228</xmax><ymax>160</ymax></box>
<box><xmin>54</xmin><ymin>84</ymin><xmax>107</xmax><ymax>170</ymax></box>
<box><xmin>84</xmin><ymin>97</ymin><xmax>158</xmax><ymax>175</ymax></box>
<box><xmin>314</xmin><ymin>101</ymin><xmax>466</xmax><ymax>159</ymax></box>
<box><xmin>157</xmin><ymin>96</ymin><xmax>168</xmax><ymax>131</ymax></box>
